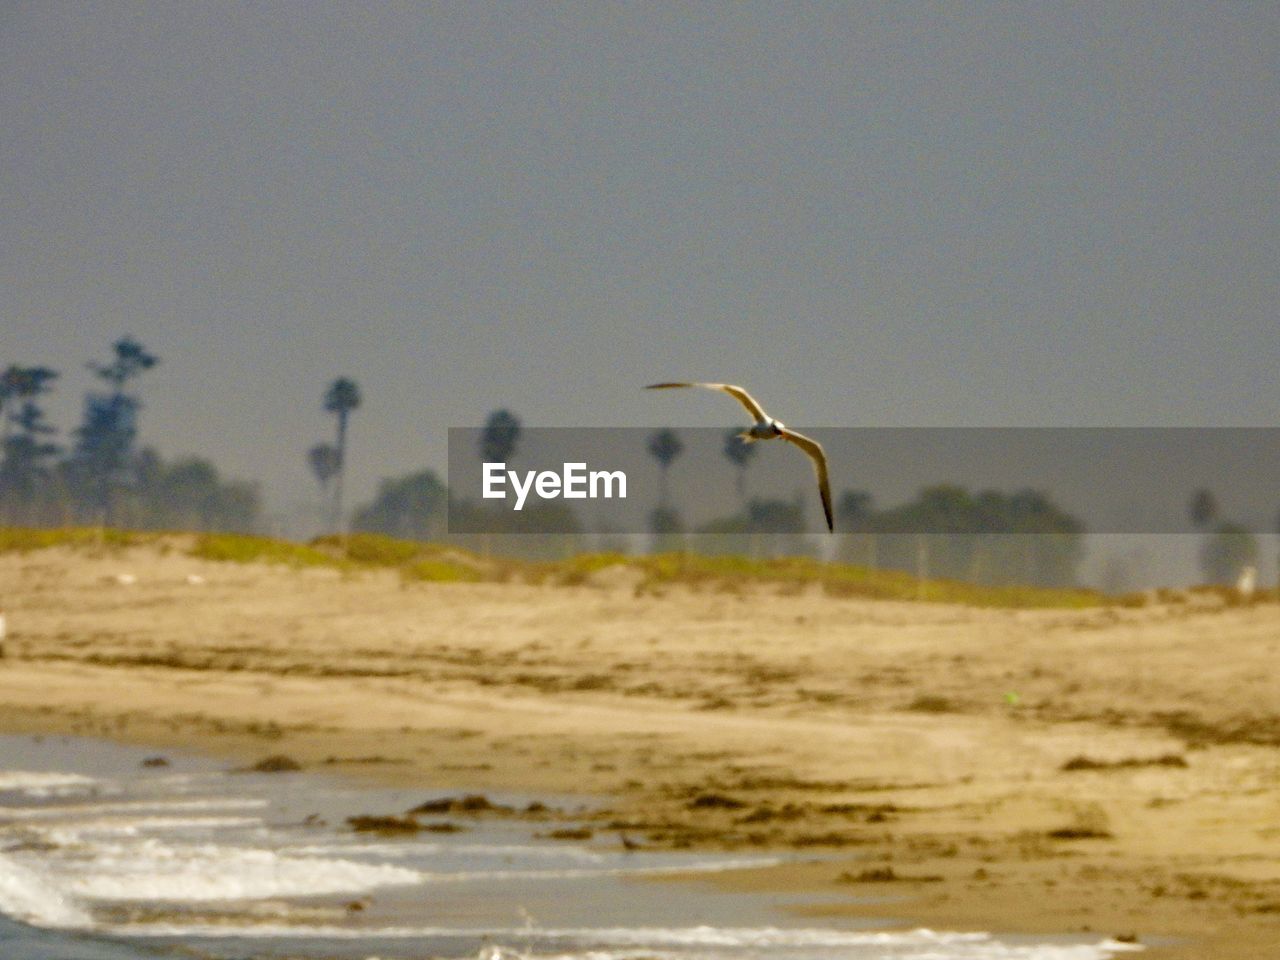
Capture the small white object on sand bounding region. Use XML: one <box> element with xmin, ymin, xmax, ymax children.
<box><xmin>113</xmin><ymin>573</ymin><xmax>138</xmax><ymax>586</ymax></box>
<box><xmin>1236</xmin><ymin>565</ymin><xmax>1257</xmax><ymax>599</ymax></box>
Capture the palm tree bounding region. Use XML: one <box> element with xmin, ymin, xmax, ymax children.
<box><xmin>323</xmin><ymin>378</ymin><xmax>361</xmax><ymax>532</ymax></box>
<box><xmin>476</xmin><ymin>410</ymin><xmax>521</xmax><ymax>555</ymax></box>
<box><xmin>308</xmin><ymin>443</ymin><xmax>341</xmax><ymax>493</ymax></box>
<box><xmin>722</xmin><ymin>428</ymin><xmax>757</xmax><ymax>502</ymax></box>
<box><xmin>307</xmin><ymin>442</ymin><xmax>341</xmax><ymax>531</ymax></box>
<box><xmin>1</xmin><ymin>365</ymin><xmax>57</xmax><ymax>441</ymax></box>
<box><xmin>480</xmin><ymin>409</ymin><xmax>521</xmax><ymax>464</ymax></box>
<box><xmin>1</xmin><ymin>397</ymin><xmax>60</xmax><ymax>525</ymax></box>
<box><xmin>73</xmin><ymin>339</ymin><xmax>158</xmax><ymax>523</ymax></box>
<box><xmin>647</xmin><ymin>429</ymin><xmax>683</xmax><ymax>507</ymax></box>
<box><xmin>89</xmin><ymin>338</ymin><xmax>156</xmax><ymax>393</ymax></box>
<box><xmin>1188</xmin><ymin>488</ymin><xmax>1217</xmax><ymax>530</ymax></box>
<box><xmin>0</xmin><ymin>367</ymin><xmax>22</xmax><ymax>441</ymax></box>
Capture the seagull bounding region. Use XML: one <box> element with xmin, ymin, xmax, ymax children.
<box><xmin>645</xmin><ymin>382</ymin><xmax>833</xmax><ymax>532</ymax></box>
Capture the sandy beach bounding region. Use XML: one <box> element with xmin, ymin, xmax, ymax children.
<box><xmin>0</xmin><ymin>539</ymin><xmax>1277</xmax><ymax>957</ymax></box>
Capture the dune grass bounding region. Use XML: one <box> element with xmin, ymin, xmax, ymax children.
<box><xmin>0</xmin><ymin>527</ymin><xmax>150</xmax><ymax>553</ymax></box>
<box><xmin>1</xmin><ymin>525</ymin><xmax>1116</xmax><ymax>608</ymax></box>
<box><xmin>606</xmin><ymin>551</ymin><xmax>1104</xmax><ymax>608</ymax></box>
<box><xmin>189</xmin><ymin>533</ymin><xmax>337</xmax><ymax>567</ymax></box>
<box><xmin>311</xmin><ymin>532</ymin><xmax>420</xmax><ymax>566</ymax></box>
<box><xmin>311</xmin><ymin>534</ymin><xmax>493</xmax><ymax>582</ymax></box>
<box><xmin>400</xmin><ymin>558</ymin><xmax>486</xmax><ymax>583</ymax></box>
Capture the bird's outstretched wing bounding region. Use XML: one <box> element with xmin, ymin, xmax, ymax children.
<box><xmin>645</xmin><ymin>382</ymin><xmax>769</xmax><ymax>423</ymax></box>
<box><xmin>779</xmin><ymin>428</ymin><xmax>833</xmax><ymax>532</ymax></box>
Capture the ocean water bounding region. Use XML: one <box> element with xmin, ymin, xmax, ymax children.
<box><xmin>0</xmin><ymin>735</ymin><xmax>1142</xmax><ymax>960</ymax></box>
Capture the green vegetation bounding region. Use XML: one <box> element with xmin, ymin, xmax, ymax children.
<box><xmin>0</xmin><ymin>525</ymin><xmax>1107</xmax><ymax>608</ymax></box>
<box><xmin>615</xmin><ymin>551</ymin><xmax>1103</xmax><ymax>608</ymax></box>
<box><xmin>189</xmin><ymin>533</ymin><xmax>337</xmax><ymax>567</ymax></box>
<box><xmin>6</xmin><ymin>344</ymin><xmax>1268</xmax><ymax>600</ymax></box>
<box><xmin>16</xmin><ymin>525</ymin><xmax>1273</xmax><ymax>610</ymax></box>
<box><xmin>0</xmin><ymin>526</ymin><xmax>148</xmax><ymax>553</ymax></box>
<box><xmin>315</xmin><ymin>532</ymin><xmax>421</xmax><ymax>566</ymax></box>
<box><xmin>401</xmin><ymin>558</ymin><xmax>485</xmax><ymax>583</ymax></box>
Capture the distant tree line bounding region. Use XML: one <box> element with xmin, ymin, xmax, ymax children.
<box><xmin>1</xmin><ymin>338</ymin><xmax>260</xmax><ymax>531</ymax></box>
<box><xmin>349</xmin><ymin>408</ymin><xmax>580</xmax><ymax>559</ymax></box>
<box><xmin>6</xmin><ymin>350</ymin><xmax>1271</xmax><ymax>591</ymax></box>
<box><xmin>349</xmin><ymin>421</ymin><xmax>1090</xmax><ymax>586</ymax></box>
<box><xmin>635</xmin><ymin>428</ymin><xmax>1087</xmax><ymax>586</ymax></box>
<box><xmin>834</xmin><ymin>485</ymin><xmax>1085</xmax><ymax>588</ymax></box>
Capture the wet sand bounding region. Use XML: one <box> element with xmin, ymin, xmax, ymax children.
<box><xmin>0</xmin><ymin>542</ymin><xmax>1277</xmax><ymax>957</ymax></box>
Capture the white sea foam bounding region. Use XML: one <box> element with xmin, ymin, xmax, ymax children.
<box><xmin>420</xmin><ymin>855</ymin><xmax>785</xmax><ymax>883</ymax></box>
<box><xmin>57</xmin><ymin>840</ymin><xmax>424</xmax><ymax>901</ymax></box>
<box><xmin>0</xmin><ymin>797</ymin><xmax>268</xmax><ymax>819</ymax></box>
<box><xmin>111</xmin><ymin>922</ymin><xmax>1143</xmax><ymax>957</ymax></box>
<box><xmin>284</xmin><ymin>841</ymin><xmax>610</xmax><ymax>861</ymax></box>
<box><xmin>281</xmin><ymin>841</ymin><xmax>779</xmax><ymax>880</ymax></box>
<box><xmin>0</xmin><ymin>748</ymin><xmax>1145</xmax><ymax>959</ymax></box>
<box><xmin>480</xmin><ymin>944</ymin><xmax>1144</xmax><ymax>960</ymax></box>
<box><xmin>37</xmin><ymin>817</ymin><xmax>264</xmax><ymax>849</ymax></box>
<box><xmin>0</xmin><ymin>772</ymin><xmax>98</xmax><ymax>797</ymax></box>
<box><xmin>0</xmin><ymin>852</ymin><xmax>90</xmax><ymax>929</ymax></box>
<box><xmin>143</xmin><ymin>772</ymin><xmax>232</xmax><ymax>790</ymax></box>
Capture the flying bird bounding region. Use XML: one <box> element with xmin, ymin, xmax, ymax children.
<box><xmin>645</xmin><ymin>382</ymin><xmax>833</xmax><ymax>532</ymax></box>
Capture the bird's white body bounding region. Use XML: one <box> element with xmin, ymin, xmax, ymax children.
<box><xmin>742</xmin><ymin>420</ymin><xmax>782</xmax><ymax>441</ymax></box>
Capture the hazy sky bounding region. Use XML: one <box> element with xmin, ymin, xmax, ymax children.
<box><xmin>3</xmin><ymin>2</ymin><xmax>1277</xmax><ymax>523</ymax></box>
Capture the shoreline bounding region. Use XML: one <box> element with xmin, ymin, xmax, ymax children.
<box><xmin>0</xmin><ymin>708</ymin><xmax>1158</xmax><ymax>950</ymax></box>
<box><xmin>2</xmin><ymin>543</ymin><xmax>1278</xmax><ymax>956</ymax></box>
<box><xmin>2</xmin><ymin>680</ymin><xmax>1269</xmax><ymax>957</ymax></box>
